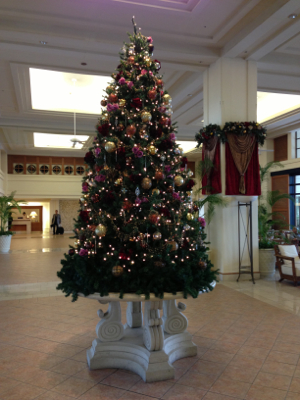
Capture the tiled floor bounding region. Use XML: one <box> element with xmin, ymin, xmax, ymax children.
<box><xmin>1</xmin><ymin>285</ymin><xmax>300</xmax><ymax>399</ymax></box>
<box><xmin>1</xmin><ymin>233</ymin><xmax>300</xmax><ymax>399</ymax></box>
<box><xmin>0</xmin><ymin>234</ymin><xmax>73</xmax><ymax>285</ymax></box>
<box><xmin>223</xmin><ymin>276</ymin><xmax>300</xmax><ymax>316</ymax></box>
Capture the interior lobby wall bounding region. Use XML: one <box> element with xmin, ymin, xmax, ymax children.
<box><xmin>8</xmin><ymin>175</ymin><xmax>82</xmax><ymax>199</ymax></box>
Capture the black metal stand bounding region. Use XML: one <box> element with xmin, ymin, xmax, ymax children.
<box><xmin>237</xmin><ymin>201</ymin><xmax>255</xmax><ymax>284</ymax></box>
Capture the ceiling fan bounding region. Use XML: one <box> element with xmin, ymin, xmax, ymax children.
<box><xmin>69</xmin><ymin>78</ymin><xmax>87</xmax><ymax>148</ymax></box>
<box><xmin>70</xmin><ymin>111</ymin><xmax>86</xmax><ymax>148</ymax></box>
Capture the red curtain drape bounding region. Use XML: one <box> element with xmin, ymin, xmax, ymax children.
<box><xmin>225</xmin><ymin>141</ymin><xmax>261</xmax><ymax>195</ymax></box>
<box><xmin>202</xmin><ymin>141</ymin><xmax>221</xmax><ymax>194</ymax></box>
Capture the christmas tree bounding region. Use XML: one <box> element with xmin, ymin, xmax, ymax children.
<box><xmin>57</xmin><ymin>18</ymin><xmax>217</xmax><ymax>301</ymax></box>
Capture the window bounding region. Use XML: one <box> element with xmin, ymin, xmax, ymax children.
<box><xmin>76</xmin><ymin>166</ymin><xmax>85</xmax><ymax>175</ymax></box>
<box><xmin>40</xmin><ymin>165</ymin><xmax>49</xmax><ymax>174</ymax></box>
<box><xmin>14</xmin><ymin>164</ymin><xmax>24</xmax><ymax>174</ymax></box>
<box><xmin>52</xmin><ymin>165</ymin><xmax>62</xmax><ymax>175</ymax></box>
<box><xmin>27</xmin><ymin>164</ymin><xmax>37</xmax><ymax>174</ymax></box>
<box><xmin>289</xmin><ymin>175</ymin><xmax>300</xmax><ymax>229</ymax></box>
<box><xmin>65</xmin><ymin>165</ymin><xmax>73</xmax><ymax>175</ymax></box>
<box><xmin>296</xmin><ymin>131</ymin><xmax>300</xmax><ymax>158</ymax></box>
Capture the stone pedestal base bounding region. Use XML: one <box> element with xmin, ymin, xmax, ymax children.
<box><xmin>81</xmin><ymin>287</ymin><xmax>214</xmax><ymax>382</ymax></box>
<box><xmin>87</xmin><ymin>326</ymin><xmax>196</xmax><ymax>382</ymax></box>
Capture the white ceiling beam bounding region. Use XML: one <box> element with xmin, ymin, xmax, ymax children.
<box><xmin>247</xmin><ymin>20</ymin><xmax>300</xmax><ymax>61</ymax></box>
<box><xmin>257</xmin><ymin>71</ymin><xmax>300</xmax><ymax>94</ymax></box>
<box><xmin>173</xmin><ymin>94</ymin><xmax>203</xmax><ymax>120</ymax></box>
<box><xmin>222</xmin><ymin>0</ymin><xmax>300</xmax><ymax>59</ymax></box>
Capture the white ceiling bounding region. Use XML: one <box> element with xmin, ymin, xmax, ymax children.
<box><xmin>0</xmin><ymin>0</ymin><xmax>300</xmax><ymax>156</ymax></box>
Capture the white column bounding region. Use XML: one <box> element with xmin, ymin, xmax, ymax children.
<box><xmin>203</xmin><ymin>58</ymin><xmax>259</xmax><ymax>281</ymax></box>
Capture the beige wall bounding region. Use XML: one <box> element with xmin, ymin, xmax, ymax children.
<box><xmin>59</xmin><ymin>200</ymin><xmax>79</xmax><ymax>233</ymax></box>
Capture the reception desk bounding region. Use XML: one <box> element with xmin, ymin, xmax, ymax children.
<box><xmin>11</xmin><ymin>220</ymin><xmax>31</xmax><ymax>233</ymax></box>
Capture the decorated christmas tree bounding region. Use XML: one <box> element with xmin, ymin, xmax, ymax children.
<box><xmin>57</xmin><ymin>19</ymin><xmax>217</xmax><ymax>301</ymax></box>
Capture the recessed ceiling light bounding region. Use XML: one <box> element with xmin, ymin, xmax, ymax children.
<box><xmin>39</xmin><ymin>41</ymin><xmax>48</xmax><ymax>45</ymax></box>
<box><xmin>288</xmin><ymin>14</ymin><xmax>298</xmax><ymax>19</ymax></box>
<box><xmin>187</xmin><ymin>94</ymin><xmax>192</xmax><ymax>97</ymax></box>
<box><xmin>29</xmin><ymin>68</ymin><xmax>110</xmax><ymax>114</ymax></box>
<box><xmin>81</xmin><ymin>62</ymin><xmax>87</xmax><ymax>66</ymax></box>
<box><xmin>201</xmin><ymin>120</ymin><xmax>204</xmax><ymax>122</ymax></box>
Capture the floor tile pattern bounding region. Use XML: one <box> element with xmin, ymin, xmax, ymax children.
<box><xmin>0</xmin><ymin>284</ymin><xmax>300</xmax><ymax>399</ymax></box>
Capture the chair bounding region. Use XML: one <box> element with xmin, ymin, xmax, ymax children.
<box><xmin>274</xmin><ymin>244</ymin><xmax>300</xmax><ymax>286</ymax></box>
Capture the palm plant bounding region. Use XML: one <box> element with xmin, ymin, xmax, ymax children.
<box><xmin>195</xmin><ymin>158</ymin><xmax>228</xmax><ymax>224</ymax></box>
<box><xmin>0</xmin><ymin>192</ymin><xmax>25</xmax><ymax>235</ymax></box>
<box><xmin>258</xmin><ymin>161</ymin><xmax>294</xmax><ymax>248</ymax></box>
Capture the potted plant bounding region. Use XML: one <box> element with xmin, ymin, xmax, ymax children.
<box><xmin>258</xmin><ymin>162</ymin><xmax>293</xmax><ymax>277</ymax></box>
<box><xmin>0</xmin><ymin>191</ymin><xmax>25</xmax><ymax>253</ymax></box>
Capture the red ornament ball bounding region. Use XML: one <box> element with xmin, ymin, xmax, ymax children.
<box><xmin>155</xmin><ymin>171</ymin><xmax>165</xmax><ymax>180</ymax></box>
<box><xmin>159</xmin><ymin>117</ymin><xmax>168</xmax><ymax>126</ymax></box>
<box><xmin>108</xmin><ymin>94</ymin><xmax>118</xmax><ymax>103</ymax></box>
<box><xmin>149</xmin><ymin>211</ymin><xmax>159</xmax><ymax>224</ymax></box>
<box><xmin>128</xmin><ymin>56</ymin><xmax>135</xmax><ymax>64</ymax></box>
<box><xmin>148</xmin><ymin>90</ymin><xmax>157</xmax><ymax>100</ymax></box>
<box><xmin>126</xmin><ymin>125</ymin><xmax>136</xmax><ymax>137</ymax></box>
<box><xmin>123</xmin><ymin>200</ymin><xmax>133</xmax><ymax>211</ymax></box>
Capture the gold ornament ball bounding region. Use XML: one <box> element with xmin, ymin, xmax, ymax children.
<box><xmin>107</xmin><ymin>85</ymin><xmax>114</xmax><ymax>91</ymax></box>
<box><xmin>141</xmin><ymin>177</ymin><xmax>152</xmax><ymax>190</ymax></box>
<box><xmin>112</xmin><ymin>265</ymin><xmax>124</xmax><ymax>277</ymax></box>
<box><xmin>148</xmin><ymin>145</ymin><xmax>157</xmax><ymax>155</ymax></box>
<box><xmin>138</xmin><ymin>232</ymin><xmax>145</xmax><ymax>240</ymax></box>
<box><xmin>174</xmin><ymin>175</ymin><xmax>184</xmax><ymax>187</ymax></box>
<box><xmin>162</xmin><ymin>94</ymin><xmax>172</xmax><ymax>105</ymax></box>
<box><xmin>141</xmin><ymin>110</ymin><xmax>152</xmax><ymax>123</ymax></box>
<box><xmin>139</xmin><ymin>128</ymin><xmax>147</xmax><ymax>138</ymax></box>
<box><xmin>153</xmin><ymin>231</ymin><xmax>162</xmax><ymax>241</ymax></box>
<box><xmin>114</xmin><ymin>178</ymin><xmax>122</xmax><ymax>186</ymax></box>
<box><xmin>119</xmin><ymin>99</ymin><xmax>126</xmax><ymax>108</ymax></box>
<box><xmin>100</xmin><ymin>113</ymin><xmax>109</xmax><ymax>122</ymax></box>
<box><xmin>154</xmin><ymin>261</ymin><xmax>165</xmax><ymax>268</ymax></box>
<box><xmin>167</xmin><ymin>240</ymin><xmax>178</xmax><ymax>252</ymax></box>
<box><xmin>198</xmin><ymin>260</ymin><xmax>207</xmax><ymax>270</ymax></box>
<box><xmin>152</xmin><ymin>188</ymin><xmax>160</xmax><ymax>195</ymax></box>
<box><xmin>187</xmin><ymin>213</ymin><xmax>193</xmax><ymax>221</ymax></box>
<box><xmin>105</xmin><ymin>141</ymin><xmax>116</xmax><ymax>153</ymax></box>
<box><xmin>101</xmin><ymin>99</ymin><xmax>107</xmax><ymax>107</ymax></box>
<box><xmin>128</xmin><ymin>47</ymin><xmax>135</xmax><ymax>56</ymax></box>
<box><xmin>144</xmin><ymin>56</ymin><xmax>151</xmax><ymax>66</ymax></box>
<box><xmin>95</xmin><ymin>224</ymin><xmax>107</xmax><ymax>237</ymax></box>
